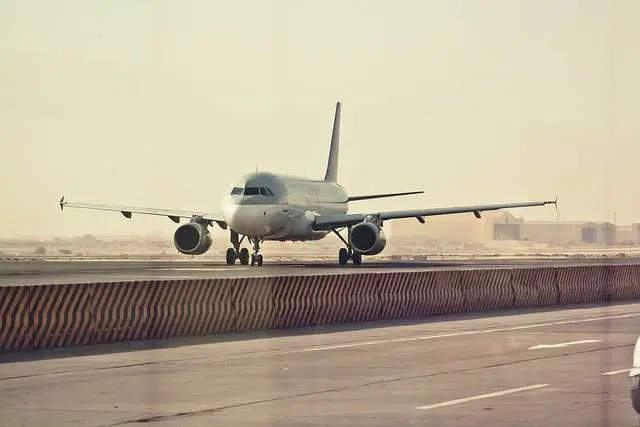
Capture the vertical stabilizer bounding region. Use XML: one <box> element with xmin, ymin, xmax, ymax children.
<box><xmin>324</xmin><ymin>101</ymin><xmax>341</xmax><ymax>182</ymax></box>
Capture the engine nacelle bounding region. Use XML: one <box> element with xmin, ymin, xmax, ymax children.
<box><xmin>173</xmin><ymin>221</ymin><xmax>212</xmax><ymax>255</ymax></box>
<box><xmin>349</xmin><ymin>221</ymin><xmax>387</xmax><ymax>255</ymax></box>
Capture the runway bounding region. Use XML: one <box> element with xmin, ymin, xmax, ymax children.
<box><xmin>1</xmin><ymin>301</ymin><xmax>639</xmax><ymax>426</ymax></box>
<box><xmin>1</xmin><ymin>257</ymin><xmax>640</xmax><ymax>285</ymax></box>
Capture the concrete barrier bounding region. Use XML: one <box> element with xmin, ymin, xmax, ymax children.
<box><xmin>2</xmin><ymin>264</ymin><xmax>640</xmax><ymax>353</ymax></box>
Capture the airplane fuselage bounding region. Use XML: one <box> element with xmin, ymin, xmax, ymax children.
<box><xmin>221</xmin><ymin>172</ymin><xmax>348</xmax><ymax>241</ymax></box>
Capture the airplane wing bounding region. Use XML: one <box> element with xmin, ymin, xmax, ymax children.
<box><xmin>58</xmin><ymin>197</ymin><xmax>228</xmax><ymax>229</ymax></box>
<box><xmin>347</xmin><ymin>191</ymin><xmax>424</xmax><ymax>202</ymax></box>
<box><xmin>312</xmin><ymin>199</ymin><xmax>557</xmax><ymax>230</ymax></box>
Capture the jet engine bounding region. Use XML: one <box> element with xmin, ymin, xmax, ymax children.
<box><xmin>348</xmin><ymin>221</ymin><xmax>387</xmax><ymax>255</ymax></box>
<box><xmin>173</xmin><ymin>221</ymin><xmax>212</xmax><ymax>255</ymax></box>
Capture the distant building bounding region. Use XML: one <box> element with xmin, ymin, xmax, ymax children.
<box><xmin>488</xmin><ymin>211</ymin><xmax>524</xmax><ymax>240</ymax></box>
<box><xmin>523</xmin><ymin>221</ymin><xmax>617</xmax><ymax>246</ymax></box>
<box><xmin>389</xmin><ymin>210</ymin><xmax>522</xmax><ymax>244</ymax></box>
<box><xmin>389</xmin><ymin>211</ymin><xmax>623</xmax><ymax>247</ymax></box>
<box><xmin>617</xmin><ymin>225</ymin><xmax>634</xmax><ymax>243</ymax></box>
<box><xmin>581</xmin><ymin>222</ymin><xmax>617</xmax><ymax>246</ymax></box>
<box><xmin>522</xmin><ymin>221</ymin><xmax>584</xmax><ymax>245</ymax></box>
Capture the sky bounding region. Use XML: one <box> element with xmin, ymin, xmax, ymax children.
<box><xmin>1</xmin><ymin>0</ymin><xmax>639</xmax><ymax>238</ymax></box>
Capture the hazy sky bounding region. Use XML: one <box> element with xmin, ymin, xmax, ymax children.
<box><xmin>1</xmin><ymin>0</ymin><xmax>639</xmax><ymax>238</ymax></box>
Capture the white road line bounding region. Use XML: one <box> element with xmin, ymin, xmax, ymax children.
<box><xmin>283</xmin><ymin>313</ymin><xmax>640</xmax><ymax>355</ymax></box>
<box><xmin>416</xmin><ymin>384</ymin><xmax>549</xmax><ymax>410</ymax></box>
<box><xmin>151</xmin><ymin>268</ymin><xmax>250</xmax><ymax>272</ymax></box>
<box><xmin>602</xmin><ymin>368</ymin><xmax>632</xmax><ymax>376</ymax></box>
<box><xmin>528</xmin><ymin>340</ymin><xmax>601</xmax><ymax>350</ymax></box>
<box><xmin>294</xmin><ymin>340</ymin><xmax>388</xmax><ymax>352</ymax></box>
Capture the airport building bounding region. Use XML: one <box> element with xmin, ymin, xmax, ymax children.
<box><xmin>390</xmin><ymin>211</ymin><xmax>623</xmax><ymax>246</ymax></box>
<box><xmin>615</xmin><ymin>224</ymin><xmax>640</xmax><ymax>245</ymax></box>
<box><xmin>389</xmin><ymin>210</ymin><xmax>519</xmax><ymax>244</ymax></box>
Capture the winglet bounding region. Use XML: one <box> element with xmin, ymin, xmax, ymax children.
<box><xmin>323</xmin><ymin>101</ymin><xmax>341</xmax><ymax>183</ymax></box>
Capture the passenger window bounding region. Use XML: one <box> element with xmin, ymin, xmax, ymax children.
<box><xmin>259</xmin><ymin>187</ymin><xmax>268</xmax><ymax>196</ymax></box>
<box><xmin>230</xmin><ymin>187</ymin><xmax>243</xmax><ymax>195</ymax></box>
<box><xmin>243</xmin><ymin>187</ymin><xmax>260</xmax><ymax>196</ymax></box>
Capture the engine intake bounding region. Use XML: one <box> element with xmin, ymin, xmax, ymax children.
<box><xmin>349</xmin><ymin>221</ymin><xmax>386</xmax><ymax>255</ymax></box>
<box><xmin>173</xmin><ymin>222</ymin><xmax>212</xmax><ymax>255</ymax></box>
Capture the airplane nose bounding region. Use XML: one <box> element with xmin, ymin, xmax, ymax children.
<box><xmin>222</xmin><ymin>198</ymin><xmax>240</xmax><ymax>225</ymax></box>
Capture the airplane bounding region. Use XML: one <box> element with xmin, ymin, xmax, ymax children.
<box><xmin>59</xmin><ymin>101</ymin><xmax>557</xmax><ymax>267</ymax></box>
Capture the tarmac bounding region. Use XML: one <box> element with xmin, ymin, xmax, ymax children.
<box><xmin>1</xmin><ymin>257</ymin><xmax>640</xmax><ymax>286</ymax></box>
<box><xmin>0</xmin><ymin>301</ymin><xmax>639</xmax><ymax>426</ymax></box>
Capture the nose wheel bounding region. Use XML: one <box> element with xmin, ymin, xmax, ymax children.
<box><xmin>249</xmin><ymin>237</ymin><xmax>264</xmax><ymax>267</ymax></box>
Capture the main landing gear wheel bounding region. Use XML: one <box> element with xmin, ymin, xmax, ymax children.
<box><xmin>333</xmin><ymin>227</ymin><xmax>363</xmax><ymax>266</ymax></box>
<box><xmin>352</xmin><ymin>252</ymin><xmax>362</xmax><ymax>265</ymax></box>
<box><xmin>337</xmin><ymin>248</ymin><xmax>362</xmax><ymax>265</ymax></box>
<box><xmin>226</xmin><ymin>230</ymin><xmax>251</xmax><ymax>265</ymax></box>
<box><xmin>226</xmin><ymin>248</ymin><xmax>236</xmax><ymax>265</ymax></box>
<box><xmin>251</xmin><ymin>254</ymin><xmax>263</xmax><ymax>267</ymax></box>
<box><xmin>239</xmin><ymin>248</ymin><xmax>250</xmax><ymax>265</ymax></box>
<box><xmin>339</xmin><ymin>248</ymin><xmax>349</xmax><ymax>265</ymax></box>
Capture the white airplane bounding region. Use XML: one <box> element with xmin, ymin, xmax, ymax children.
<box><xmin>59</xmin><ymin>102</ymin><xmax>557</xmax><ymax>267</ymax></box>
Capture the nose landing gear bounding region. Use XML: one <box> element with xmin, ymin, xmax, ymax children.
<box><xmin>250</xmin><ymin>237</ymin><xmax>264</xmax><ymax>267</ymax></box>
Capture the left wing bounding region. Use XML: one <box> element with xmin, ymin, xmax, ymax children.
<box><xmin>58</xmin><ymin>197</ymin><xmax>228</xmax><ymax>229</ymax></box>
<box><xmin>312</xmin><ymin>199</ymin><xmax>557</xmax><ymax>230</ymax></box>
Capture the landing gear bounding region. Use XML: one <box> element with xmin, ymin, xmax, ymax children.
<box><xmin>249</xmin><ymin>237</ymin><xmax>264</xmax><ymax>267</ymax></box>
<box><xmin>352</xmin><ymin>252</ymin><xmax>362</xmax><ymax>265</ymax></box>
<box><xmin>338</xmin><ymin>247</ymin><xmax>362</xmax><ymax>265</ymax></box>
<box><xmin>333</xmin><ymin>228</ymin><xmax>362</xmax><ymax>266</ymax></box>
<box><xmin>339</xmin><ymin>248</ymin><xmax>349</xmax><ymax>265</ymax></box>
<box><xmin>226</xmin><ymin>230</ymin><xmax>252</xmax><ymax>266</ymax></box>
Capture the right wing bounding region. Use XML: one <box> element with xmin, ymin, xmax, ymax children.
<box><xmin>347</xmin><ymin>191</ymin><xmax>424</xmax><ymax>202</ymax></box>
<box><xmin>313</xmin><ymin>199</ymin><xmax>557</xmax><ymax>230</ymax></box>
<box><xmin>58</xmin><ymin>196</ymin><xmax>227</xmax><ymax>229</ymax></box>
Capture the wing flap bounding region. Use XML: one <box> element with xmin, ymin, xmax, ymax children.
<box><xmin>313</xmin><ymin>199</ymin><xmax>557</xmax><ymax>230</ymax></box>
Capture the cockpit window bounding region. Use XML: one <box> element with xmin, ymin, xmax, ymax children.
<box><xmin>232</xmin><ymin>186</ymin><xmax>274</xmax><ymax>196</ymax></box>
<box><xmin>243</xmin><ymin>187</ymin><xmax>260</xmax><ymax>196</ymax></box>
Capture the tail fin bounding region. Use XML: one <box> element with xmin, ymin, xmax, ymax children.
<box><xmin>323</xmin><ymin>101</ymin><xmax>341</xmax><ymax>182</ymax></box>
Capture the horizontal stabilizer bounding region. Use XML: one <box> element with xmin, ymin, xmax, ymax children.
<box><xmin>347</xmin><ymin>191</ymin><xmax>424</xmax><ymax>202</ymax></box>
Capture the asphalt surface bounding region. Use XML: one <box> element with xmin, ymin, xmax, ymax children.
<box><xmin>1</xmin><ymin>302</ymin><xmax>639</xmax><ymax>426</ymax></box>
<box><xmin>1</xmin><ymin>257</ymin><xmax>640</xmax><ymax>285</ymax></box>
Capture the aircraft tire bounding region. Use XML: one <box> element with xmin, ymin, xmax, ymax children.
<box><xmin>226</xmin><ymin>248</ymin><xmax>236</xmax><ymax>265</ymax></box>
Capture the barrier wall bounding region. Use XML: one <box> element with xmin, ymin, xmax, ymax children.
<box><xmin>2</xmin><ymin>264</ymin><xmax>640</xmax><ymax>353</ymax></box>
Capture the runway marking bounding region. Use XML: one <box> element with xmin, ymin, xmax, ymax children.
<box><xmin>416</xmin><ymin>384</ymin><xmax>549</xmax><ymax>410</ymax></box>
<box><xmin>151</xmin><ymin>268</ymin><xmax>251</xmax><ymax>272</ymax></box>
<box><xmin>284</xmin><ymin>313</ymin><xmax>640</xmax><ymax>355</ymax></box>
<box><xmin>295</xmin><ymin>340</ymin><xmax>388</xmax><ymax>352</ymax></box>
<box><xmin>602</xmin><ymin>368</ymin><xmax>631</xmax><ymax>376</ymax></box>
<box><xmin>528</xmin><ymin>340</ymin><xmax>601</xmax><ymax>350</ymax></box>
